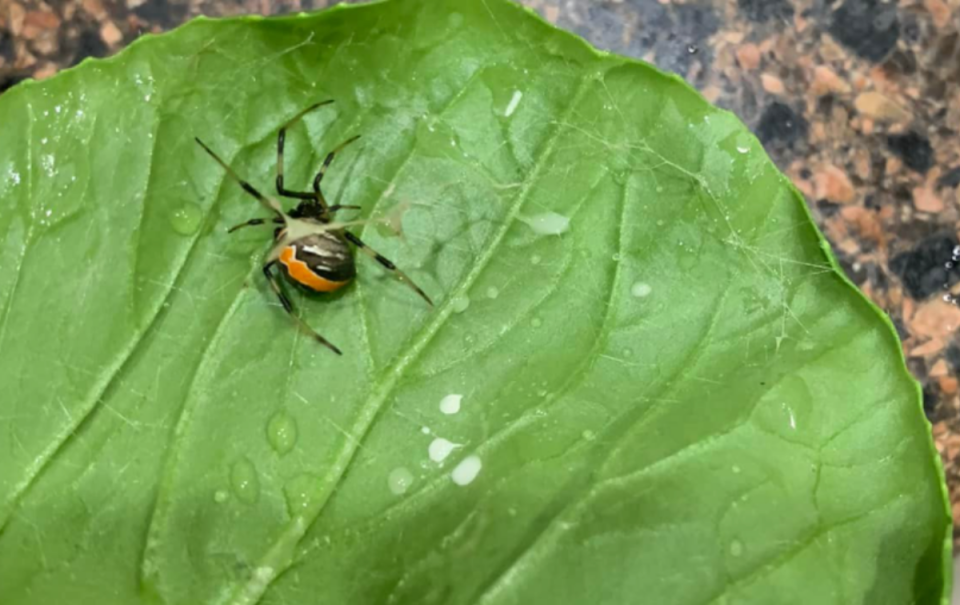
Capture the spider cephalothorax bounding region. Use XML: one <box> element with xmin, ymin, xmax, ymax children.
<box><xmin>196</xmin><ymin>101</ymin><xmax>432</xmax><ymax>355</ymax></box>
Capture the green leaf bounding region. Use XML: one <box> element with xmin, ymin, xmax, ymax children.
<box><xmin>0</xmin><ymin>0</ymin><xmax>950</xmax><ymax>603</ymax></box>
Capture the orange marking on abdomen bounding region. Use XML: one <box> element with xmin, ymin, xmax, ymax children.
<box><xmin>279</xmin><ymin>246</ymin><xmax>348</xmax><ymax>293</ymax></box>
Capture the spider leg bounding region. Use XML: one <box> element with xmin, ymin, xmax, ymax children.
<box><xmin>263</xmin><ymin>261</ymin><xmax>342</xmax><ymax>355</ymax></box>
<box><xmin>313</xmin><ymin>135</ymin><xmax>361</xmax><ymax>194</ymax></box>
<box><xmin>343</xmin><ymin>231</ymin><xmax>433</xmax><ymax>307</ymax></box>
<box><xmin>276</xmin><ymin>100</ymin><xmax>335</xmax><ymax>205</ymax></box>
<box><xmin>227</xmin><ymin>217</ymin><xmax>284</xmax><ymax>234</ymax></box>
<box><xmin>329</xmin><ymin>205</ymin><xmax>362</xmax><ymax>213</ymax></box>
<box><xmin>195</xmin><ymin>138</ymin><xmax>285</xmax><ymax>218</ymax></box>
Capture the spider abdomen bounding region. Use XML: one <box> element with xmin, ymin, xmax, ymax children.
<box><xmin>279</xmin><ymin>231</ymin><xmax>356</xmax><ymax>293</ymax></box>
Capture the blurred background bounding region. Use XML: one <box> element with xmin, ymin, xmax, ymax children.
<box><xmin>2</xmin><ymin>0</ymin><xmax>959</xmax><ymax>584</ymax></box>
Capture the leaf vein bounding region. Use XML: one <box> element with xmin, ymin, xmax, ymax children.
<box><xmin>224</xmin><ymin>73</ymin><xmax>598</xmax><ymax>605</ymax></box>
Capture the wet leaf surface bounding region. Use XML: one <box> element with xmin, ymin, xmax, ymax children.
<box><xmin>0</xmin><ymin>0</ymin><xmax>950</xmax><ymax>603</ymax></box>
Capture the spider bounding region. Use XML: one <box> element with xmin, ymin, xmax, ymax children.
<box><xmin>195</xmin><ymin>100</ymin><xmax>433</xmax><ymax>355</ymax></box>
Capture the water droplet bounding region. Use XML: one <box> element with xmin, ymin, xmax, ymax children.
<box><xmin>388</xmin><ymin>467</ymin><xmax>414</xmax><ymax>495</ymax></box>
<box><xmin>687</xmin><ymin>44</ymin><xmax>699</xmax><ymax>54</ymax></box>
<box><xmin>582</xmin><ymin>429</ymin><xmax>596</xmax><ymax>441</ymax></box>
<box><xmin>144</xmin><ymin>94</ymin><xmax>151</xmax><ymax>102</ymax></box>
<box><xmin>631</xmin><ymin>282</ymin><xmax>652</xmax><ymax>298</ymax></box>
<box><xmin>451</xmin><ymin>455</ymin><xmax>482</xmax><ymax>486</ymax></box>
<box><xmin>429</xmin><ymin>437</ymin><xmax>460</xmax><ymax>463</ymax></box>
<box><xmin>230</xmin><ymin>458</ymin><xmax>260</xmax><ymax>504</ymax></box>
<box><xmin>439</xmin><ymin>394</ymin><xmax>462</xmax><ymax>415</ymax></box>
<box><xmin>266</xmin><ymin>411</ymin><xmax>298</xmax><ymax>455</ymax></box>
<box><xmin>421</xmin><ymin>426</ymin><xmax>432</xmax><ymax>435</ymax></box>
<box><xmin>729</xmin><ymin>539</ymin><xmax>744</xmax><ymax>557</ymax></box>
<box><xmin>504</xmin><ymin>90</ymin><xmax>523</xmax><ymax>117</ymax></box>
<box><xmin>169</xmin><ymin>202</ymin><xmax>202</xmax><ymax>235</ymax></box>
<box><xmin>785</xmin><ymin>404</ymin><xmax>797</xmax><ymax>430</ymax></box>
<box><xmin>451</xmin><ymin>295</ymin><xmax>470</xmax><ymax>314</ymax></box>
<box><xmin>736</xmin><ymin>145</ymin><xmax>749</xmax><ymax>154</ymax></box>
<box><xmin>519</xmin><ymin>212</ymin><xmax>570</xmax><ymax>236</ymax></box>
<box><xmin>531</xmin><ymin>316</ymin><xmax>542</xmax><ymax>328</ymax></box>
<box><xmin>213</xmin><ymin>489</ymin><xmax>229</xmax><ymax>503</ymax></box>
<box><xmin>486</xmin><ymin>286</ymin><xmax>499</xmax><ymax>300</ymax></box>
<box><xmin>284</xmin><ymin>474</ymin><xmax>319</xmax><ymax>515</ymax></box>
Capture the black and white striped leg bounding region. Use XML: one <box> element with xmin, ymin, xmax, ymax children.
<box><xmin>329</xmin><ymin>205</ymin><xmax>362</xmax><ymax>213</ymax></box>
<box><xmin>276</xmin><ymin>100</ymin><xmax>335</xmax><ymax>204</ymax></box>
<box><xmin>312</xmin><ymin>135</ymin><xmax>361</xmax><ymax>194</ymax></box>
<box><xmin>263</xmin><ymin>262</ymin><xmax>343</xmax><ymax>355</ymax></box>
<box><xmin>227</xmin><ymin>217</ymin><xmax>284</xmax><ymax>234</ymax></box>
<box><xmin>195</xmin><ymin>138</ymin><xmax>285</xmax><ymax>217</ymax></box>
<box><xmin>343</xmin><ymin>231</ymin><xmax>433</xmax><ymax>307</ymax></box>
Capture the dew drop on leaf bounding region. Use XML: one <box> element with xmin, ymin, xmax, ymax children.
<box><xmin>428</xmin><ymin>437</ymin><xmax>459</xmax><ymax>463</ymax></box>
<box><xmin>451</xmin><ymin>295</ymin><xmax>470</xmax><ymax>314</ymax></box>
<box><xmin>169</xmin><ymin>202</ymin><xmax>202</xmax><ymax>235</ymax></box>
<box><xmin>388</xmin><ymin>467</ymin><xmax>414</xmax><ymax>495</ymax></box>
<box><xmin>213</xmin><ymin>489</ymin><xmax>229</xmax><ymax>504</ymax></box>
<box><xmin>486</xmin><ymin>286</ymin><xmax>499</xmax><ymax>300</ymax></box>
<box><xmin>266</xmin><ymin>411</ymin><xmax>298</xmax><ymax>455</ymax></box>
<box><xmin>284</xmin><ymin>474</ymin><xmax>319</xmax><ymax>515</ymax></box>
<box><xmin>504</xmin><ymin>90</ymin><xmax>523</xmax><ymax>117</ymax></box>
<box><xmin>631</xmin><ymin>282</ymin><xmax>653</xmax><ymax>298</ymax></box>
<box><xmin>229</xmin><ymin>458</ymin><xmax>260</xmax><ymax>504</ymax></box>
<box><xmin>439</xmin><ymin>394</ymin><xmax>462</xmax><ymax>415</ymax></box>
<box><xmin>451</xmin><ymin>455</ymin><xmax>482</xmax><ymax>486</ymax></box>
<box><xmin>519</xmin><ymin>212</ymin><xmax>570</xmax><ymax>236</ymax></box>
